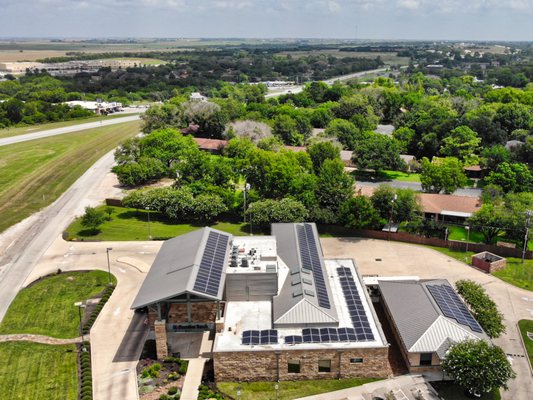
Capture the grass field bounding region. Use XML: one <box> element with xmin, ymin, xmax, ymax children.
<box><xmin>0</xmin><ymin>341</ymin><xmax>78</xmax><ymax>400</ymax></box>
<box><xmin>0</xmin><ymin>113</ymin><xmax>133</xmax><ymax>138</ymax></box>
<box><xmin>518</xmin><ymin>319</ymin><xmax>533</xmax><ymax>368</ymax></box>
<box><xmin>66</xmin><ymin>206</ymin><xmax>255</xmax><ymax>241</ymax></box>
<box><xmin>428</xmin><ymin>246</ymin><xmax>533</xmax><ymax>291</ymax></box>
<box><xmin>217</xmin><ymin>378</ymin><xmax>381</xmax><ymax>400</ymax></box>
<box><xmin>0</xmin><ymin>270</ymin><xmax>115</xmax><ymax>338</ymax></box>
<box><xmin>447</xmin><ymin>226</ymin><xmax>486</xmax><ymax>243</ymax></box>
<box><xmin>352</xmin><ymin>169</ymin><xmax>421</xmax><ymax>183</ymax></box>
<box><xmin>0</xmin><ymin>119</ymin><xmax>140</xmax><ymax>234</ymax></box>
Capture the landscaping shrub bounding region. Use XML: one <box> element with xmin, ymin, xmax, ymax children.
<box><xmin>159</xmin><ymin>395</ymin><xmax>170</xmax><ymax>400</ymax></box>
<box><xmin>141</xmin><ymin>362</ymin><xmax>162</xmax><ymax>379</ymax></box>
<box><xmin>168</xmin><ymin>386</ymin><xmax>178</xmax><ymax>395</ymax></box>
<box><xmin>455</xmin><ymin>279</ymin><xmax>506</xmax><ymax>338</ymax></box>
<box><xmin>82</xmin><ymin>285</ymin><xmax>116</xmax><ymax>334</ymax></box>
<box><xmin>178</xmin><ymin>360</ymin><xmax>188</xmax><ymax>375</ymax></box>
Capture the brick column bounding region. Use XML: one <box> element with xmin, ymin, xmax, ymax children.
<box><xmin>154</xmin><ymin>320</ymin><xmax>168</xmax><ymax>360</ymax></box>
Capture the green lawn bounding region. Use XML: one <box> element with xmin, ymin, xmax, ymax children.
<box><xmin>428</xmin><ymin>246</ymin><xmax>533</xmax><ymax>291</ymax></box>
<box><xmin>0</xmin><ymin>113</ymin><xmax>134</xmax><ymax>138</ymax></box>
<box><xmin>447</xmin><ymin>226</ymin><xmax>486</xmax><ymax>243</ymax></box>
<box><xmin>0</xmin><ymin>341</ymin><xmax>78</xmax><ymax>400</ymax></box>
<box><xmin>0</xmin><ymin>120</ymin><xmax>140</xmax><ymax>234</ymax></box>
<box><xmin>66</xmin><ymin>205</ymin><xmax>258</xmax><ymax>241</ymax></box>
<box><xmin>217</xmin><ymin>378</ymin><xmax>381</xmax><ymax>400</ymax></box>
<box><xmin>381</xmin><ymin>170</ymin><xmax>421</xmax><ymax>182</ymax></box>
<box><xmin>518</xmin><ymin>319</ymin><xmax>533</xmax><ymax>368</ymax></box>
<box><xmin>0</xmin><ymin>270</ymin><xmax>116</xmax><ymax>338</ymax></box>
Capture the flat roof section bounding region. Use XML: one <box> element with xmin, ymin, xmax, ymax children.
<box><xmin>213</xmin><ymin>259</ymin><xmax>387</xmax><ymax>352</ymax></box>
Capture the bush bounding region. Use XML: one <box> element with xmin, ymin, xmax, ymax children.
<box><xmin>455</xmin><ymin>279</ymin><xmax>506</xmax><ymax>338</ymax></box>
<box><xmin>159</xmin><ymin>395</ymin><xmax>170</xmax><ymax>400</ymax></box>
<box><xmin>168</xmin><ymin>386</ymin><xmax>179</xmax><ymax>395</ymax></box>
<box><xmin>178</xmin><ymin>360</ymin><xmax>188</xmax><ymax>375</ymax></box>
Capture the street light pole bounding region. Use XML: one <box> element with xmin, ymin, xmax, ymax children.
<box><xmin>464</xmin><ymin>226</ymin><xmax>470</xmax><ymax>262</ymax></box>
<box><xmin>387</xmin><ymin>194</ymin><xmax>397</xmax><ymax>241</ymax></box>
<box><xmin>74</xmin><ymin>302</ymin><xmax>86</xmax><ymax>343</ymax></box>
<box><xmin>521</xmin><ymin>210</ymin><xmax>533</xmax><ymax>264</ymax></box>
<box><xmin>145</xmin><ymin>207</ymin><xmax>152</xmax><ymax>240</ymax></box>
<box><xmin>106</xmin><ymin>247</ymin><xmax>113</xmax><ymax>285</ymax></box>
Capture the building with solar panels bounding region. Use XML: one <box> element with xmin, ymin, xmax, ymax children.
<box><xmin>131</xmin><ymin>222</ymin><xmax>391</xmax><ymax>382</ymax></box>
<box><xmin>378</xmin><ymin>279</ymin><xmax>489</xmax><ymax>373</ymax></box>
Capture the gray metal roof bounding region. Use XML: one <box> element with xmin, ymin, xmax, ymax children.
<box><xmin>379</xmin><ymin>279</ymin><xmax>487</xmax><ymax>353</ymax></box>
<box><xmin>131</xmin><ymin>227</ymin><xmax>232</xmax><ymax>309</ymax></box>
<box><xmin>272</xmin><ymin>223</ymin><xmax>338</xmax><ymax>327</ymax></box>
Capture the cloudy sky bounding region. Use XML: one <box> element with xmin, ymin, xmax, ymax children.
<box><xmin>0</xmin><ymin>0</ymin><xmax>532</xmax><ymax>40</ymax></box>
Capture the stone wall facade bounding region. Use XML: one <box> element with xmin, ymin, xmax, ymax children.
<box><xmin>472</xmin><ymin>252</ymin><xmax>506</xmax><ymax>273</ymax></box>
<box><xmin>213</xmin><ymin>347</ymin><xmax>390</xmax><ymax>382</ymax></box>
<box><xmin>167</xmin><ymin>302</ymin><xmax>219</xmax><ymax>324</ymax></box>
<box><xmin>154</xmin><ymin>320</ymin><xmax>168</xmax><ymax>360</ymax></box>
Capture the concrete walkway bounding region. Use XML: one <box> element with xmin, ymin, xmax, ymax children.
<box><xmin>0</xmin><ymin>333</ymin><xmax>83</xmax><ymax>345</ymax></box>
<box><xmin>295</xmin><ymin>374</ymin><xmax>440</xmax><ymax>400</ymax></box>
<box><xmin>180</xmin><ymin>358</ymin><xmax>207</xmax><ymax>400</ymax></box>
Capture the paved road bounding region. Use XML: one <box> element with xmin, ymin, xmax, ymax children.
<box><xmin>0</xmin><ymin>114</ymin><xmax>141</xmax><ymax>147</ymax></box>
<box><xmin>266</xmin><ymin>67</ymin><xmax>390</xmax><ymax>98</ymax></box>
<box><xmin>322</xmin><ymin>238</ymin><xmax>533</xmax><ymax>400</ymax></box>
<box><xmin>0</xmin><ymin>151</ymin><xmax>119</xmax><ymax>322</ymax></box>
<box><xmin>356</xmin><ymin>180</ymin><xmax>483</xmax><ymax>198</ymax></box>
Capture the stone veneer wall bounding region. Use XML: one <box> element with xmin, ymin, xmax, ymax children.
<box><xmin>154</xmin><ymin>320</ymin><xmax>168</xmax><ymax>359</ymax></box>
<box><xmin>213</xmin><ymin>347</ymin><xmax>390</xmax><ymax>382</ymax></box>
<box><xmin>167</xmin><ymin>302</ymin><xmax>219</xmax><ymax>324</ymax></box>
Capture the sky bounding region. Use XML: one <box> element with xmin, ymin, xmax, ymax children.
<box><xmin>0</xmin><ymin>0</ymin><xmax>532</xmax><ymax>41</ymax></box>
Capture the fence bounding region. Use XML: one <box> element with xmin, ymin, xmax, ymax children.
<box><xmin>347</xmin><ymin>229</ymin><xmax>533</xmax><ymax>260</ymax></box>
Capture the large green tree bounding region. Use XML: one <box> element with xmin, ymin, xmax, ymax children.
<box><xmin>420</xmin><ymin>157</ymin><xmax>467</xmax><ymax>194</ymax></box>
<box><xmin>351</xmin><ymin>133</ymin><xmax>405</xmax><ymax>172</ymax></box>
<box><xmin>439</xmin><ymin>125</ymin><xmax>481</xmax><ymax>160</ymax></box>
<box><xmin>315</xmin><ymin>159</ymin><xmax>354</xmax><ymax>212</ymax></box>
<box><xmin>339</xmin><ymin>196</ymin><xmax>382</xmax><ymax>229</ymax></box>
<box><xmin>307</xmin><ymin>141</ymin><xmax>341</xmax><ymax>173</ymax></box>
<box><xmin>442</xmin><ymin>340</ymin><xmax>515</xmax><ymax>396</ymax></box>
<box><xmin>484</xmin><ymin>162</ymin><xmax>533</xmax><ymax>193</ymax></box>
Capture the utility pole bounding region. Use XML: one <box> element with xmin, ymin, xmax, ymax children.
<box><xmin>522</xmin><ymin>210</ymin><xmax>533</xmax><ymax>264</ymax></box>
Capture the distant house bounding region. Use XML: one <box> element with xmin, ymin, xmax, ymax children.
<box><xmin>193</xmin><ymin>138</ymin><xmax>228</xmax><ymax>154</ymax></box>
<box><xmin>374</xmin><ymin>124</ymin><xmax>395</xmax><ymax>137</ymax></box>
<box><xmin>399</xmin><ymin>155</ymin><xmax>418</xmax><ymax>172</ymax></box>
<box><xmin>379</xmin><ymin>279</ymin><xmax>488</xmax><ymax>373</ymax></box>
<box><xmin>505</xmin><ymin>140</ymin><xmax>524</xmax><ymax>151</ymax></box>
<box><xmin>463</xmin><ymin>165</ymin><xmax>486</xmax><ymax>179</ymax></box>
<box><xmin>417</xmin><ymin>193</ymin><xmax>481</xmax><ymax>222</ymax></box>
<box><xmin>341</xmin><ymin>150</ymin><xmax>355</xmax><ymax>167</ymax></box>
<box><xmin>189</xmin><ymin>92</ymin><xmax>207</xmax><ymax>102</ymax></box>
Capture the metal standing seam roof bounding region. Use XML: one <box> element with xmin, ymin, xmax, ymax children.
<box><xmin>271</xmin><ymin>223</ymin><xmax>338</xmax><ymax>326</ymax></box>
<box><xmin>379</xmin><ymin>279</ymin><xmax>488</xmax><ymax>355</ymax></box>
<box><xmin>131</xmin><ymin>227</ymin><xmax>232</xmax><ymax>309</ymax></box>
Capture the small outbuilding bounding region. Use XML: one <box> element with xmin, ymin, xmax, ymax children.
<box><xmin>471</xmin><ymin>252</ymin><xmax>506</xmax><ymax>273</ymax></box>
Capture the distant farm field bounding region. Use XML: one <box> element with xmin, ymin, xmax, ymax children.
<box><xmin>281</xmin><ymin>50</ymin><xmax>410</xmax><ymax>65</ymax></box>
<box><xmin>0</xmin><ymin>120</ymin><xmax>140</xmax><ymax>233</ymax></box>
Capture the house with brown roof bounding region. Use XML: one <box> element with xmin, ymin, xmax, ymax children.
<box><xmin>418</xmin><ymin>193</ymin><xmax>482</xmax><ymax>222</ymax></box>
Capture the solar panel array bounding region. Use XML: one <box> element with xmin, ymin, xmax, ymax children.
<box><xmin>192</xmin><ymin>231</ymin><xmax>229</xmax><ymax>296</ymax></box>
<box><xmin>337</xmin><ymin>267</ymin><xmax>374</xmax><ymax>341</ymax></box>
<box><xmin>242</xmin><ymin>329</ymin><xmax>279</xmax><ymax>345</ymax></box>
<box><xmin>427</xmin><ymin>284</ymin><xmax>483</xmax><ymax>333</ymax></box>
<box><xmin>297</xmin><ymin>224</ymin><xmax>331</xmax><ymax>309</ymax></box>
<box><xmin>284</xmin><ymin>327</ymin><xmax>370</xmax><ymax>344</ymax></box>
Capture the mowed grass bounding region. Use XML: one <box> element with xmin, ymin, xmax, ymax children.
<box><xmin>380</xmin><ymin>170</ymin><xmax>421</xmax><ymax>182</ymax></box>
<box><xmin>0</xmin><ymin>119</ymin><xmax>140</xmax><ymax>234</ymax></box>
<box><xmin>427</xmin><ymin>246</ymin><xmax>533</xmax><ymax>291</ymax></box>
<box><xmin>66</xmin><ymin>206</ymin><xmax>255</xmax><ymax>241</ymax></box>
<box><xmin>218</xmin><ymin>378</ymin><xmax>381</xmax><ymax>400</ymax></box>
<box><xmin>518</xmin><ymin>319</ymin><xmax>533</xmax><ymax>367</ymax></box>
<box><xmin>0</xmin><ymin>270</ymin><xmax>115</xmax><ymax>339</ymax></box>
<box><xmin>0</xmin><ymin>342</ymin><xmax>78</xmax><ymax>400</ymax></box>
<box><xmin>447</xmin><ymin>225</ymin><xmax>486</xmax><ymax>243</ymax></box>
<box><xmin>0</xmin><ymin>113</ymin><xmax>134</xmax><ymax>138</ymax></box>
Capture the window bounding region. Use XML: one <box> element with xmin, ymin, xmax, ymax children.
<box><xmin>287</xmin><ymin>359</ymin><xmax>300</xmax><ymax>373</ymax></box>
<box><xmin>318</xmin><ymin>359</ymin><xmax>331</xmax><ymax>373</ymax></box>
<box><xmin>350</xmin><ymin>358</ymin><xmax>364</xmax><ymax>364</ymax></box>
<box><xmin>419</xmin><ymin>353</ymin><xmax>433</xmax><ymax>366</ymax></box>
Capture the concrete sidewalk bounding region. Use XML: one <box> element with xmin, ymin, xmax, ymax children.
<box><xmin>295</xmin><ymin>374</ymin><xmax>440</xmax><ymax>400</ymax></box>
<box><xmin>181</xmin><ymin>358</ymin><xmax>207</xmax><ymax>400</ymax></box>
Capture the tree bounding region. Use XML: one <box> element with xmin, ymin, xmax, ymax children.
<box><xmin>339</xmin><ymin>196</ymin><xmax>383</xmax><ymax>229</ymax></box>
<box><xmin>420</xmin><ymin>157</ymin><xmax>467</xmax><ymax>194</ymax></box>
<box><xmin>484</xmin><ymin>162</ymin><xmax>533</xmax><ymax>193</ymax></box>
<box><xmin>392</xmin><ymin>127</ymin><xmax>415</xmax><ymax>154</ymax></box>
<box><xmin>481</xmin><ymin>145</ymin><xmax>511</xmax><ymax>172</ymax></box>
<box><xmin>141</xmin><ymin>103</ymin><xmax>183</xmax><ymax>134</ymax></box>
<box><xmin>468</xmin><ymin>204</ymin><xmax>508</xmax><ymax>244</ymax></box>
<box><xmin>225</xmin><ymin>120</ymin><xmax>272</xmax><ymax>143</ymax></box>
<box><xmin>371</xmin><ymin>186</ymin><xmax>420</xmax><ymax>222</ymax></box>
<box><xmin>441</xmin><ymin>340</ymin><xmax>515</xmax><ymax>396</ymax></box>
<box><xmin>191</xmin><ymin>194</ymin><xmax>228</xmax><ymax>222</ymax></box>
<box><xmin>307</xmin><ymin>141</ymin><xmax>341</xmax><ymax>173</ymax></box>
<box><xmin>246</xmin><ymin>198</ymin><xmax>308</xmax><ymax>227</ymax></box>
<box><xmin>325</xmin><ymin>119</ymin><xmax>363</xmax><ymax>150</ymax></box>
<box><xmin>439</xmin><ymin>125</ymin><xmax>481</xmax><ymax>160</ymax></box>
<box><xmin>315</xmin><ymin>159</ymin><xmax>354</xmax><ymax>212</ymax></box>
<box><xmin>80</xmin><ymin>206</ymin><xmax>106</xmax><ymax>233</ymax></box>
<box><xmin>351</xmin><ymin>133</ymin><xmax>405</xmax><ymax>172</ymax></box>
<box><xmin>272</xmin><ymin>114</ymin><xmax>303</xmax><ymax>145</ymax></box>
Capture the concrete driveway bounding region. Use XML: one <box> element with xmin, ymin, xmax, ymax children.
<box><xmin>321</xmin><ymin>237</ymin><xmax>532</xmax><ymax>400</ymax></box>
<box><xmin>24</xmin><ymin>237</ymin><xmax>163</xmax><ymax>400</ymax></box>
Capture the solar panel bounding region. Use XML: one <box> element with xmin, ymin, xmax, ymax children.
<box><xmin>285</xmin><ymin>335</ymin><xmax>303</xmax><ymax>345</ymax></box>
<box><xmin>193</xmin><ymin>232</ymin><xmax>229</xmax><ymax>297</ymax></box>
<box><xmin>297</xmin><ymin>224</ymin><xmax>331</xmax><ymax>309</ymax></box>
<box><xmin>427</xmin><ymin>284</ymin><xmax>483</xmax><ymax>333</ymax></box>
<box><xmin>260</xmin><ymin>329</ymin><xmax>279</xmax><ymax>344</ymax></box>
<box><xmin>337</xmin><ymin>267</ymin><xmax>374</xmax><ymax>341</ymax></box>
<box><xmin>302</xmin><ymin>328</ymin><xmax>321</xmax><ymax>343</ymax></box>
